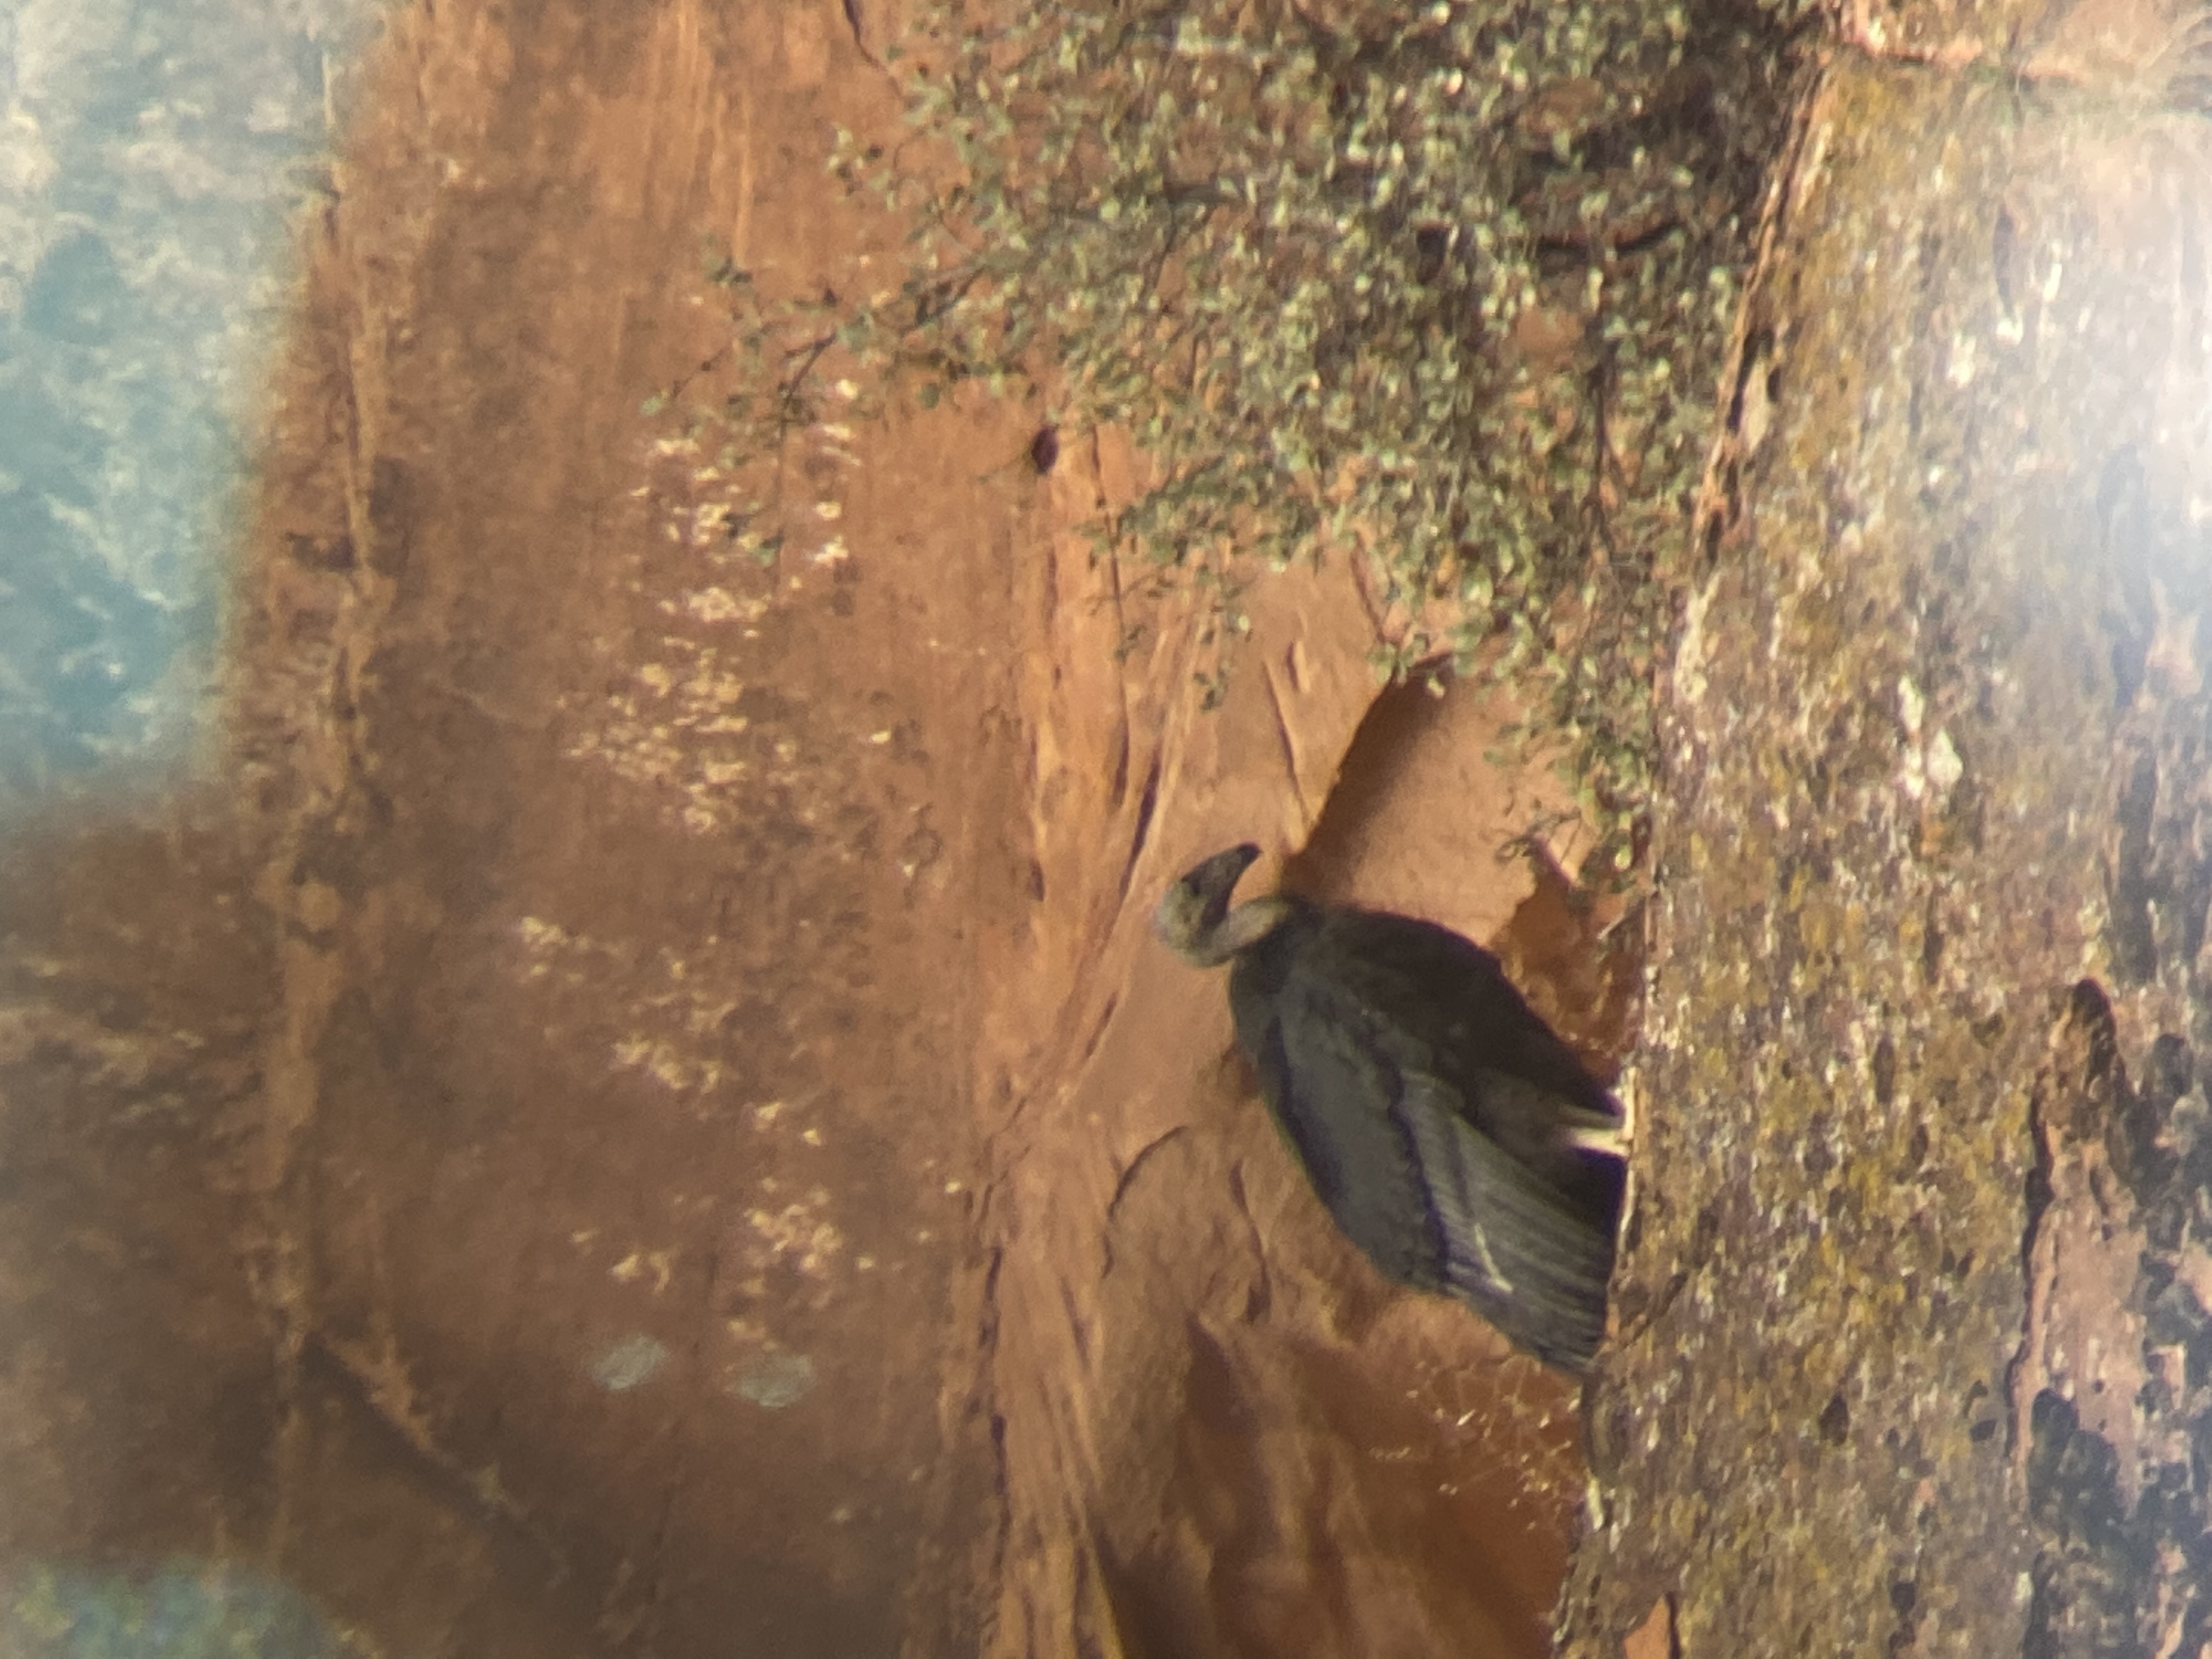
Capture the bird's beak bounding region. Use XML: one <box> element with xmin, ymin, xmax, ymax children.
<box><xmin>1153</xmin><ymin>842</ymin><xmax>1263</xmax><ymax>958</ymax></box>
<box><xmin>1184</xmin><ymin>842</ymin><xmax>1261</xmax><ymax>904</ymax></box>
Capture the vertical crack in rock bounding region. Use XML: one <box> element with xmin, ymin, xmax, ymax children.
<box><xmin>1261</xmin><ymin>657</ymin><xmax>1314</xmax><ymax>836</ymax></box>
<box><xmin>2109</xmin><ymin>757</ymin><xmax>2161</xmax><ymax>986</ymax></box>
<box><xmin>1113</xmin><ymin>754</ymin><xmax>1163</xmax><ymax>911</ymax></box>
<box><xmin>1101</xmin><ymin>1126</ymin><xmax>1192</xmax><ymax>1277</ymax></box>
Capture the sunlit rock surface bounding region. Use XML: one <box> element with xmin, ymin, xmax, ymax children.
<box><xmin>0</xmin><ymin>0</ymin><xmax>1612</xmax><ymax>1654</ymax></box>
<box><xmin>1561</xmin><ymin>14</ymin><xmax>2212</xmax><ymax>1654</ymax></box>
<box><xmin>972</xmin><ymin>546</ymin><xmax>1619</xmax><ymax>1657</ymax></box>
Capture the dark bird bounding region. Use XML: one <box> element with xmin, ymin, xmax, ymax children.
<box><xmin>1154</xmin><ymin>843</ymin><xmax>1627</xmax><ymax>1370</ymax></box>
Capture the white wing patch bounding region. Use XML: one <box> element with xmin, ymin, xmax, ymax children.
<box><xmin>1393</xmin><ymin>1069</ymin><xmax>1613</xmax><ymax>1362</ymax></box>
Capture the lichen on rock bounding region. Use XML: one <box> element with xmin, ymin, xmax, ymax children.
<box><xmin>1562</xmin><ymin>33</ymin><xmax>2212</xmax><ymax>1656</ymax></box>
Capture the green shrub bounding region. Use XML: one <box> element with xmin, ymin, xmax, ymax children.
<box><xmin>660</xmin><ymin>0</ymin><xmax>1804</xmax><ymax>851</ymax></box>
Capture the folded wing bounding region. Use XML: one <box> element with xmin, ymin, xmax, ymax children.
<box><xmin>1232</xmin><ymin>901</ymin><xmax>1621</xmax><ymax>1370</ymax></box>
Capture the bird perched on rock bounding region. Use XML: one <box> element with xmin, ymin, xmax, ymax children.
<box><xmin>1154</xmin><ymin>843</ymin><xmax>1626</xmax><ymax>1371</ymax></box>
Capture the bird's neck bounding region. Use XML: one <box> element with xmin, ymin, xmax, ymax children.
<box><xmin>1186</xmin><ymin>896</ymin><xmax>1294</xmax><ymax>967</ymax></box>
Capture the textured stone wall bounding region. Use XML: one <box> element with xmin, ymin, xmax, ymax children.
<box><xmin>1563</xmin><ymin>12</ymin><xmax>2212</xmax><ymax>1652</ymax></box>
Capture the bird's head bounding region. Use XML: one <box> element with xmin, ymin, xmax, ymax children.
<box><xmin>1154</xmin><ymin>843</ymin><xmax>1290</xmax><ymax>967</ymax></box>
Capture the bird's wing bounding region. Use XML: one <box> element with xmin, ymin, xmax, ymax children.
<box><xmin>1245</xmin><ymin>991</ymin><xmax>1447</xmax><ymax>1290</ymax></box>
<box><xmin>1393</xmin><ymin>1068</ymin><xmax>1614</xmax><ymax>1370</ymax></box>
<box><xmin>1306</xmin><ymin>909</ymin><xmax>1622</xmax><ymax>1160</ymax></box>
<box><xmin>1254</xmin><ymin>973</ymin><xmax>1615</xmax><ymax>1366</ymax></box>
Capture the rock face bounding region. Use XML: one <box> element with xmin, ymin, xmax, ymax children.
<box><xmin>973</xmin><ymin>585</ymin><xmax>1621</xmax><ymax>1658</ymax></box>
<box><xmin>0</xmin><ymin>0</ymin><xmax>1613</xmax><ymax>1654</ymax></box>
<box><xmin>8</xmin><ymin>1</ymin><xmax>1023</xmax><ymax>1651</ymax></box>
<box><xmin>1561</xmin><ymin>13</ymin><xmax>2212</xmax><ymax>1655</ymax></box>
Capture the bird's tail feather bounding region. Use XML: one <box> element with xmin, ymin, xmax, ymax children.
<box><xmin>1397</xmin><ymin>1071</ymin><xmax>1617</xmax><ymax>1369</ymax></box>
